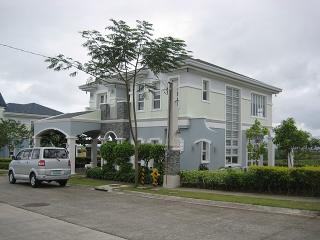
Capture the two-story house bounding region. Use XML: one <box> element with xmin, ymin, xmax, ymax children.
<box><xmin>34</xmin><ymin>58</ymin><xmax>281</xmax><ymax>174</ymax></box>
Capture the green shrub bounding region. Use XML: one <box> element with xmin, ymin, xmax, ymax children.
<box><xmin>86</xmin><ymin>167</ymin><xmax>103</xmax><ymax>179</ymax></box>
<box><xmin>0</xmin><ymin>158</ymin><xmax>11</xmax><ymax>163</ymax></box>
<box><xmin>180</xmin><ymin>166</ymin><xmax>320</xmax><ymax>196</ymax></box>
<box><xmin>100</xmin><ymin>141</ymin><xmax>117</xmax><ymax>164</ymax></box>
<box><xmin>114</xmin><ymin>142</ymin><xmax>134</xmax><ymax>165</ymax></box>
<box><xmin>0</xmin><ymin>162</ymin><xmax>9</xmax><ymax>170</ymax></box>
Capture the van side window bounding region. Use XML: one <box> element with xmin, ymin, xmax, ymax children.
<box><xmin>21</xmin><ymin>150</ymin><xmax>32</xmax><ymax>160</ymax></box>
<box><xmin>16</xmin><ymin>151</ymin><xmax>24</xmax><ymax>160</ymax></box>
<box><xmin>31</xmin><ymin>149</ymin><xmax>40</xmax><ymax>159</ymax></box>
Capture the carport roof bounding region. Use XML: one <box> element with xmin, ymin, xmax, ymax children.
<box><xmin>48</xmin><ymin>111</ymin><xmax>94</xmax><ymax>120</ymax></box>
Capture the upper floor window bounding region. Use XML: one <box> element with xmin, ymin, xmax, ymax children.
<box><xmin>202</xmin><ymin>79</ymin><xmax>209</xmax><ymax>101</ymax></box>
<box><xmin>251</xmin><ymin>93</ymin><xmax>266</xmax><ymax>117</ymax></box>
<box><xmin>137</xmin><ymin>84</ymin><xmax>145</xmax><ymax>111</ymax></box>
<box><xmin>152</xmin><ymin>81</ymin><xmax>161</xmax><ymax>110</ymax></box>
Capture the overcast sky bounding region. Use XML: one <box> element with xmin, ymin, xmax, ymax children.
<box><xmin>0</xmin><ymin>0</ymin><xmax>319</xmax><ymax>136</ymax></box>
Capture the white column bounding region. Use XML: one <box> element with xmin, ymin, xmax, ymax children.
<box><xmin>91</xmin><ymin>138</ymin><xmax>98</xmax><ymax>167</ymax></box>
<box><xmin>67</xmin><ymin>137</ymin><xmax>77</xmax><ymax>174</ymax></box>
<box><xmin>259</xmin><ymin>154</ymin><xmax>264</xmax><ymax>166</ymax></box>
<box><xmin>33</xmin><ymin>137</ymin><xmax>41</xmax><ymax>147</ymax></box>
<box><xmin>268</xmin><ymin>136</ymin><xmax>275</xmax><ymax>166</ymax></box>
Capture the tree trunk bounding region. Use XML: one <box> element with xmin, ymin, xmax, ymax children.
<box><xmin>287</xmin><ymin>149</ymin><xmax>294</xmax><ymax>168</ymax></box>
<box><xmin>134</xmin><ymin>143</ymin><xmax>139</xmax><ymax>187</ymax></box>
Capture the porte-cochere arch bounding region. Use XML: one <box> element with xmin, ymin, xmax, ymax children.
<box><xmin>33</xmin><ymin>111</ymin><xmax>101</xmax><ymax>174</ymax></box>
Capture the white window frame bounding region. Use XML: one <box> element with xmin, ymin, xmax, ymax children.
<box><xmin>148</xmin><ymin>138</ymin><xmax>162</xmax><ymax>144</ymax></box>
<box><xmin>194</xmin><ymin>139</ymin><xmax>211</xmax><ymax>164</ymax></box>
<box><xmin>152</xmin><ymin>81</ymin><xmax>161</xmax><ymax>111</ymax></box>
<box><xmin>201</xmin><ymin>141</ymin><xmax>210</xmax><ymax>164</ymax></box>
<box><xmin>136</xmin><ymin>84</ymin><xmax>145</xmax><ymax>111</ymax></box>
<box><xmin>202</xmin><ymin>79</ymin><xmax>210</xmax><ymax>102</ymax></box>
<box><xmin>251</xmin><ymin>93</ymin><xmax>266</xmax><ymax>118</ymax></box>
<box><xmin>225</xmin><ymin>85</ymin><xmax>241</xmax><ymax>167</ymax></box>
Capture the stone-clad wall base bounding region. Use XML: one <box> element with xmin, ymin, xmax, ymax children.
<box><xmin>101</xmin><ymin>122</ymin><xmax>130</xmax><ymax>139</ymax></box>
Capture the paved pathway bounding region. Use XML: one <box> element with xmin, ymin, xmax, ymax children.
<box><xmin>0</xmin><ymin>176</ymin><xmax>319</xmax><ymax>240</ymax></box>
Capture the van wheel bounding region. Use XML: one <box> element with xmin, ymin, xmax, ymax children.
<box><xmin>58</xmin><ymin>180</ymin><xmax>67</xmax><ymax>187</ymax></box>
<box><xmin>9</xmin><ymin>171</ymin><xmax>16</xmax><ymax>184</ymax></box>
<box><xmin>30</xmin><ymin>173</ymin><xmax>39</xmax><ymax>188</ymax></box>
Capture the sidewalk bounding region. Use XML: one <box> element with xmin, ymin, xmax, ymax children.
<box><xmin>0</xmin><ymin>203</ymin><xmax>125</xmax><ymax>240</ymax></box>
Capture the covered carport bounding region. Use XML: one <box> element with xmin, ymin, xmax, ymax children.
<box><xmin>33</xmin><ymin>111</ymin><xmax>101</xmax><ymax>174</ymax></box>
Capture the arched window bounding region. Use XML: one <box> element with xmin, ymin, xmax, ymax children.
<box><xmin>194</xmin><ymin>139</ymin><xmax>211</xmax><ymax>164</ymax></box>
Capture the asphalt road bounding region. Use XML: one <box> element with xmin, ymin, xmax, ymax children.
<box><xmin>0</xmin><ymin>176</ymin><xmax>319</xmax><ymax>240</ymax></box>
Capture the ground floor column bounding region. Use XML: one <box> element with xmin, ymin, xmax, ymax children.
<box><xmin>268</xmin><ymin>136</ymin><xmax>275</xmax><ymax>166</ymax></box>
<box><xmin>91</xmin><ymin>138</ymin><xmax>98</xmax><ymax>167</ymax></box>
<box><xmin>67</xmin><ymin>137</ymin><xmax>77</xmax><ymax>174</ymax></box>
<box><xmin>33</xmin><ymin>137</ymin><xmax>41</xmax><ymax>147</ymax></box>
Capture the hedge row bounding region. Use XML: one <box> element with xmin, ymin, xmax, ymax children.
<box><xmin>180</xmin><ymin>166</ymin><xmax>320</xmax><ymax>196</ymax></box>
<box><xmin>0</xmin><ymin>158</ymin><xmax>11</xmax><ymax>170</ymax></box>
<box><xmin>86</xmin><ymin>166</ymin><xmax>136</xmax><ymax>183</ymax></box>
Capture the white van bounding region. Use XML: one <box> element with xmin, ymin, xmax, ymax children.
<box><xmin>8</xmin><ymin>147</ymin><xmax>71</xmax><ymax>188</ymax></box>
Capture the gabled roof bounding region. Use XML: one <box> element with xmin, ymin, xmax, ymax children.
<box><xmin>5</xmin><ymin>103</ymin><xmax>63</xmax><ymax>116</ymax></box>
<box><xmin>0</xmin><ymin>93</ymin><xmax>6</xmax><ymax>108</ymax></box>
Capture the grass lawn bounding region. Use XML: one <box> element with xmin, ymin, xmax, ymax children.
<box><xmin>69</xmin><ymin>175</ymin><xmax>114</xmax><ymax>187</ymax></box>
<box><xmin>69</xmin><ymin>175</ymin><xmax>320</xmax><ymax>212</ymax></box>
<box><xmin>0</xmin><ymin>170</ymin><xmax>7</xmax><ymax>176</ymax></box>
<box><xmin>123</xmin><ymin>187</ymin><xmax>320</xmax><ymax>212</ymax></box>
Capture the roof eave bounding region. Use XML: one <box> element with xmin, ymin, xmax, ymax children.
<box><xmin>183</xmin><ymin>59</ymin><xmax>282</xmax><ymax>94</ymax></box>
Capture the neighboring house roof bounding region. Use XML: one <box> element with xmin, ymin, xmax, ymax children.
<box><xmin>48</xmin><ymin>111</ymin><xmax>93</xmax><ymax>120</ymax></box>
<box><xmin>0</xmin><ymin>93</ymin><xmax>6</xmax><ymax>108</ymax></box>
<box><xmin>5</xmin><ymin>103</ymin><xmax>63</xmax><ymax>116</ymax></box>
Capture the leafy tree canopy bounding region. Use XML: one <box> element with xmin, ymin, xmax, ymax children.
<box><xmin>273</xmin><ymin>118</ymin><xmax>310</xmax><ymax>153</ymax></box>
<box><xmin>246</xmin><ymin>119</ymin><xmax>269</xmax><ymax>163</ymax></box>
<box><xmin>0</xmin><ymin>119</ymin><xmax>31</xmax><ymax>151</ymax></box>
<box><xmin>40</xmin><ymin>130</ymin><xmax>66</xmax><ymax>147</ymax></box>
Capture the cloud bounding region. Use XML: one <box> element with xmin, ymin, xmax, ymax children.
<box><xmin>0</xmin><ymin>0</ymin><xmax>319</xmax><ymax>135</ymax></box>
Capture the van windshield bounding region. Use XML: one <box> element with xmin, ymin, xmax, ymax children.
<box><xmin>43</xmin><ymin>149</ymin><xmax>68</xmax><ymax>159</ymax></box>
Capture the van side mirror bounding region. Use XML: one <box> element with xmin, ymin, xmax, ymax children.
<box><xmin>11</xmin><ymin>156</ymin><xmax>16</xmax><ymax>160</ymax></box>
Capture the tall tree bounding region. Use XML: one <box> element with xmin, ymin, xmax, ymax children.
<box><xmin>0</xmin><ymin>119</ymin><xmax>31</xmax><ymax>153</ymax></box>
<box><xmin>45</xmin><ymin>19</ymin><xmax>190</xmax><ymax>186</ymax></box>
<box><xmin>246</xmin><ymin>119</ymin><xmax>269</xmax><ymax>166</ymax></box>
<box><xmin>273</xmin><ymin>118</ymin><xmax>310</xmax><ymax>167</ymax></box>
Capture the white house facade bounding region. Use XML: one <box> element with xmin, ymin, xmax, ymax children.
<box><xmin>33</xmin><ymin>58</ymin><xmax>281</xmax><ymax>173</ymax></box>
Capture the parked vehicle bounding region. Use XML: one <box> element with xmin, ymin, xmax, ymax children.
<box><xmin>8</xmin><ymin>147</ymin><xmax>71</xmax><ymax>188</ymax></box>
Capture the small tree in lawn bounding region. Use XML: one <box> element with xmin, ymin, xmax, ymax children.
<box><xmin>246</xmin><ymin>119</ymin><xmax>269</xmax><ymax>166</ymax></box>
<box><xmin>273</xmin><ymin>118</ymin><xmax>310</xmax><ymax>168</ymax></box>
<box><xmin>45</xmin><ymin>19</ymin><xmax>190</xmax><ymax>186</ymax></box>
<box><xmin>0</xmin><ymin>119</ymin><xmax>31</xmax><ymax>154</ymax></box>
<box><xmin>308</xmin><ymin>137</ymin><xmax>320</xmax><ymax>150</ymax></box>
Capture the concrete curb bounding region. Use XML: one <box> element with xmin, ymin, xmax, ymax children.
<box><xmin>121</xmin><ymin>190</ymin><xmax>320</xmax><ymax>218</ymax></box>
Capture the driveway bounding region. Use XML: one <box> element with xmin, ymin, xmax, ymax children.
<box><xmin>0</xmin><ymin>176</ymin><xmax>319</xmax><ymax>240</ymax></box>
